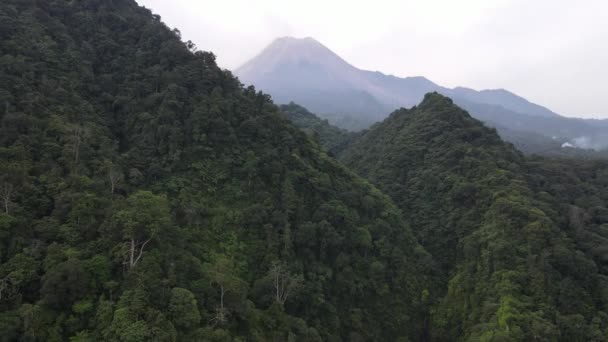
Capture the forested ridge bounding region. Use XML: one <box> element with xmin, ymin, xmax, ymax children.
<box><xmin>2</xmin><ymin>0</ymin><xmax>608</xmax><ymax>341</ymax></box>
<box><xmin>279</xmin><ymin>103</ymin><xmax>357</xmax><ymax>156</ymax></box>
<box><xmin>0</xmin><ymin>0</ymin><xmax>434</xmax><ymax>340</ymax></box>
<box><xmin>340</xmin><ymin>93</ymin><xmax>608</xmax><ymax>341</ymax></box>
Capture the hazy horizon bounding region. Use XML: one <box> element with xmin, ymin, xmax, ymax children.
<box><xmin>137</xmin><ymin>0</ymin><xmax>608</xmax><ymax>119</ymax></box>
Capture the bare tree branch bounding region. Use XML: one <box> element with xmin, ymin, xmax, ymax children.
<box><xmin>0</xmin><ymin>182</ymin><xmax>13</xmax><ymax>214</ymax></box>
<box><xmin>132</xmin><ymin>238</ymin><xmax>152</xmax><ymax>268</ymax></box>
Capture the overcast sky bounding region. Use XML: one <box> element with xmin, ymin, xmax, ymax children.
<box><xmin>137</xmin><ymin>0</ymin><xmax>608</xmax><ymax>119</ymax></box>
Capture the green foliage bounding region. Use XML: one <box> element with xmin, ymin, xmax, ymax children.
<box><xmin>0</xmin><ymin>0</ymin><xmax>432</xmax><ymax>340</ymax></box>
<box><xmin>116</xmin><ymin>191</ymin><xmax>170</xmax><ymax>239</ymax></box>
<box><xmin>115</xmin><ymin>191</ymin><xmax>171</xmax><ymax>269</ymax></box>
<box><xmin>168</xmin><ymin>288</ymin><xmax>200</xmax><ymax>330</ymax></box>
<box><xmin>2</xmin><ymin>0</ymin><xmax>604</xmax><ymax>340</ymax></box>
<box><xmin>280</xmin><ymin>102</ymin><xmax>357</xmax><ymax>155</ymax></box>
<box><xmin>41</xmin><ymin>259</ymin><xmax>91</xmax><ymax>309</ymax></box>
<box><xmin>340</xmin><ymin>93</ymin><xmax>608</xmax><ymax>340</ymax></box>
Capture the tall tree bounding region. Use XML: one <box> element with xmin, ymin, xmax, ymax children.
<box><xmin>115</xmin><ymin>191</ymin><xmax>171</xmax><ymax>270</ymax></box>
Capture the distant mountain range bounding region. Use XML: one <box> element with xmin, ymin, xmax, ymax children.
<box><xmin>236</xmin><ymin>36</ymin><xmax>608</xmax><ymax>153</ymax></box>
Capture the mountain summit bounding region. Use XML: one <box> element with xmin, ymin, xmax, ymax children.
<box><xmin>236</xmin><ymin>37</ymin><xmax>401</xmax><ymax>129</ymax></box>
<box><xmin>237</xmin><ymin>37</ymin><xmax>352</xmax><ymax>77</ymax></box>
<box><xmin>236</xmin><ymin>37</ymin><xmax>608</xmax><ymax>152</ymax></box>
<box><xmin>235</xmin><ymin>36</ymin><xmax>562</xmax><ymax>130</ymax></box>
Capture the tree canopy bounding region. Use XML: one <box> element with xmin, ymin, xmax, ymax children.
<box><xmin>0</xmin><ymin>0</ymin><xmax>433</xmax><ymax>340</ymax></box>
<box><xmin>2</xmin><ymin>0</ymin><xmax>607</xmax><ymax>341</ymax></box>
<box><xmin>340</xmin><ymin>93</ymin><xmax>608</xmax><ymax>340</ymax></box>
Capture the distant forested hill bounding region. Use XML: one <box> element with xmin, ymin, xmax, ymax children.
<box><xmin>279</xmin><ymin>102</ymin><xmax>357</xmax><ymax>155</ymax></box>
<box><xmin>340</xmin><ymin>93</ymin><xmax>608</xmax><ymax>341</ymax></box>
<box><xmin>0</xmin><ymin>1</ymin><xmax>434</xmax><ymax>340</ymax></box>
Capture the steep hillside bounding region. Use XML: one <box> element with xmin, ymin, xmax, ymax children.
<box><xmin>526</xmin><ymin>157</ymin><xmax>608</xmax><ymax>275</ymax></box>
<box><xmin>0</xmin><ymin>1</ymin><xmax>434</xmax><ymax>340</ymax></box>
<box><xmin>340</xmin><ymin>93</ymin><xmax>608</xmax><ymax>341</ymax></box>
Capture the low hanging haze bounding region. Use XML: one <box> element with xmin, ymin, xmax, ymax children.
<box><xmin>137</xmin><ymin>0</ymin><xmax>608</xmax><ymax>119</ymax></box>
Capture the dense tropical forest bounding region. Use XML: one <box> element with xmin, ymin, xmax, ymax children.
<box><xmin>1</xmin><ymin>0</ymin><xmax>607</xmax><ymax>341</ymax></box>
<box><xmin>279</xmin><ymin>103</ymin><xmax>356</xmax><ymax>156</ymax></box>
<box><xmin>339</xmin><ymin>94</ymin><xmax>608</xmax><ymax>341</ymax></box>
<box><xmin>0</xmin><ymin>0</ymin><xmax>434</xmax><ymax>340</ymax></box>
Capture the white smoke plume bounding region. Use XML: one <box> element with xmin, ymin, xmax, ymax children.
<box><xmin>563</xmin><ymin>135</ymin><xmax>608</xmax><ymax>150</ymax></box>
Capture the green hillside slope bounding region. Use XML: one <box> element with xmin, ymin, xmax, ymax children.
<box><xmin>340</xmin><ymin>93</ymin><xmax>608</xmax><ymax>341</ymax></box>
<box><xmin>0</xmin><ymin>1</ymin><xmax>433</xmax><ymax>340</ymax></box>
<box><xmin>279</xmin><ymin>102</ymin><xmax>357</xmax><ymax>155</ymax></box>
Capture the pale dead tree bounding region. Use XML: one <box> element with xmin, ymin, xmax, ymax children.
<box><xmin>211</xmin><ymin>282</ymin><xmax>229</xmax><ymax>325</ymax></box>
<box><xmin>124</xmin><ymin>238</ymin><xmax>152</xmax><ymax>270</ymax></box>
<box><xmin>108</xmin><ymin>167</ymin><xmax>123</xmax><ymax>196</ymax></box>
<box><xmin>269</xmin><ymin>262</ymin><xmax>303</xmax><ymax>305</ymax></box>
<box><xmin>71</xmin><ymin>125</ymin><xmax>84</xmax><ymax>165</ymax></box>
<box><xmin>206</xmin><ymin>256</ymin><xmax>246</xmax><ymax>325</ymax></box>
<box><xmin>0</xmin><ymin>181</ymin><xmax>12</xmax><ymax>214</ymax></box>
<box><xmin>116</xmin><ymin>191</ymin><xmax>169</xmax><ymax>271</ymax></box>
<box><xmin>67</xmin><ymin>124</ymin><xmax>89</xmax><ymax>170</ymax></box>
<box><xmin>130</xmin><ymin>239</ymin><xmax>150</xmax><ymax>268</ymax></box>
<box><xmin>1</xmin><ymin>160</ymin><xmax>27</xmax><ymax>215</ymax></box>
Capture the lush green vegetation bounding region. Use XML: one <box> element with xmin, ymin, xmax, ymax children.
<box><xmin>280</xmin><ymin>102</ymin><xmax>357</xmax><ymax>155</ymax></box>
<box><xmin>2</xmin><ymin>0</ymin><xmax>608</xmax><ymax>341</ymax></box>
<box><xmin>0</xmin><ymin>0</ymin><xmax>434</xmax><ymax>340</ymax></box>
<box><xmin>340</xmin><ymin>93</ymin><xmax>608</xmax><ymax>341</ymax></box>
<box><xmin>526</xmin><ymin>157</ymin><xmax>608</xmax><ymax>275</ymax></box>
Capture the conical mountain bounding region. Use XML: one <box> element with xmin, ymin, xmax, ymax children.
<box><xmin>340</xmin><ymin>93</ymin><xmax>608</xmax><ymax>340</ymax></box>
<box><xmin>236</xmin><ymin>37</ymin><xmax>438</xmax><ymax>130</ymax></box>
<box><xmin>237</xmin><ymin>36</ymin><xmax>356</xmax><ymax>81</ymax></box>
<box><xmin>0</xmin><ymin>1</ymin><xmax>433</xmax><ymax>340</ymax></box>
<box><xmin>235</xmin><ymin>37</ymin><xmax>560</xmax><ymax>130</ymax></box>
<box><xmin>238</xmin><ymin>38</ymin><xmax>608</xmax><ymax>154</ymax></box>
